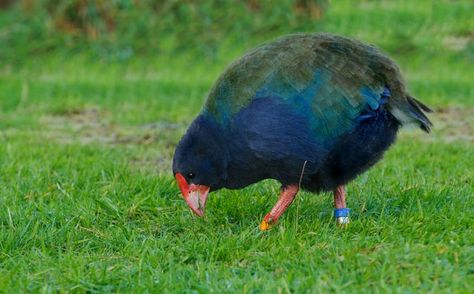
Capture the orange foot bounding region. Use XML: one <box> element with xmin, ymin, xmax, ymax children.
<box><xmin>259</xmin><ymin>214</ymin><xmax>276</xmax><ymax>231</ymax></box>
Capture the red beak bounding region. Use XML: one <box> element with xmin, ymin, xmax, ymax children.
<box><xmin>175</xmin><ymin>173</ymin><xmax>210</xmax><ymax>216</ymax></box>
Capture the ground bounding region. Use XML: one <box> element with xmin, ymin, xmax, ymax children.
<box><xmin>0</xmin><ymin>0</ymin><xmax>473</xmax><ymax>292</ymax></box>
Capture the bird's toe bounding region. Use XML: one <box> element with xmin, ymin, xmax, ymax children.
<box><xmin>259</xmin><ymin>214</ymin><xmax>276</xmax><ymax>231</ymax></box>
<box><xmin>259</xmin><ymin>219</ymin><xmax>271</xmax><ymax>231</ymax></box>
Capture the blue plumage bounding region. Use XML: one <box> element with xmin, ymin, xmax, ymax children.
<box><xmin>172</xmin><ymin>33</ymin><xmax>432</xmax><ymax>227</ymax></box>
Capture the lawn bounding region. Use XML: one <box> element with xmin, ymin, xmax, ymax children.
<box><xmin>0</xmin><ymin>0</ymin><xmax>473</xmax><ymax>292</ymax></box>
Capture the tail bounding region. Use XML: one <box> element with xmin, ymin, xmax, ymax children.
<box><xmin>389</xmin><ymin>95</ymin><xmax>433</xmax><ymax>133</ymax></box>
<box><xmin>406</xmin><ymin>95</ymin><xmax>433</xmax><ymax>132</ymax></box>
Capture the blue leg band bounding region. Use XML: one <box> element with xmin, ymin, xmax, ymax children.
<box><xmin>334</xmin><ymin>208</ymin><xmax>350</xmax><ymax>218</ymax></box>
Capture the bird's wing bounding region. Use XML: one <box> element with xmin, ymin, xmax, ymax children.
<box><xmin>205</xmin><ymin>33</ymin><xmax>431</xmax><ymax>137</ymax></box>
<box><xmin>231</xmin><ymin>97</ymin><xmax>329</xmax><ymax>173</ymax></box>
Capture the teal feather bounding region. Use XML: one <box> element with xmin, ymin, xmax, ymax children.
<box><xmin>204</xmin><ymin>33</ymin><xmax>432</xmax><ymax>137</ymax></box>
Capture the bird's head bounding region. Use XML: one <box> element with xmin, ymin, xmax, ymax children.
<box><xmin>172</xmin><ymin>115</ymin><xmax>228</xmax><ymax>216</ymax></box>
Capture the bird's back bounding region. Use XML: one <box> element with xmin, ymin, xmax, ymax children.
<box><xmin>204</xmin><ymin>33</ymin><xmax>431</xmax><ymax>142</ymax></box>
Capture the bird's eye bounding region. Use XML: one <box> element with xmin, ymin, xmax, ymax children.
<box><xmin>187</xmin><ymin>172</ymin><xmax>195</xmax><ymax>179</ymax></box>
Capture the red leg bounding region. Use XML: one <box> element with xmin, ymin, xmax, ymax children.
<box><xmin>259</xmin><ymin>184</ymin><xmax>299</xmax><ymax>231</ymax></box>
<box><xmin>334</xmin><ymin>185</ymin><xmax>346</xmax><ymax>208</ymax></box>
<box><xmin>334</xmin><ymin>185</ymin><xmax>350</xmax><ymax>225</ymax></box>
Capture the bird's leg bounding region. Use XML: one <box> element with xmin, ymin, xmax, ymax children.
<box><xmin>259</xmin><ymin>184</ymin><xmax>299</xmax><ymax>231</ymax></box>
<box><xmin>334</xmin><ymin>185</ymin><xmax>350</xmax><ymax>226</ymax></box>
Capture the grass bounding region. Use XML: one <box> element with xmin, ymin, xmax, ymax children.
<box><xmin>1</xmin><ymin>0</ymin><xmax>473</xmax><ymax>292</ymax></box>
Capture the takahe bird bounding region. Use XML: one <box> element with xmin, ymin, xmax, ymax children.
<box><xmin>173</xmin><ymin>33</ymin><xmax>432</xmax><ymax>230</ymax></box>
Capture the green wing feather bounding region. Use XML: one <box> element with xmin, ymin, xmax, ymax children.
<box><xmin>204</xmin><ymin>33</ymin><xmax>431</xmax><ymax>138</ymax></box>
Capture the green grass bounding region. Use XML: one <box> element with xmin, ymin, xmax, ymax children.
<box><xmin>1</xmin><ymin>0</ymin><xmax>473</xmax><ymax>292</ymax></box>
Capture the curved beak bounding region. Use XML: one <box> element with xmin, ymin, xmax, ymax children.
<box><xmin>175</xmin><ymin>173</ymin><xmax>210</xmax><ymax>216</ymax></box>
